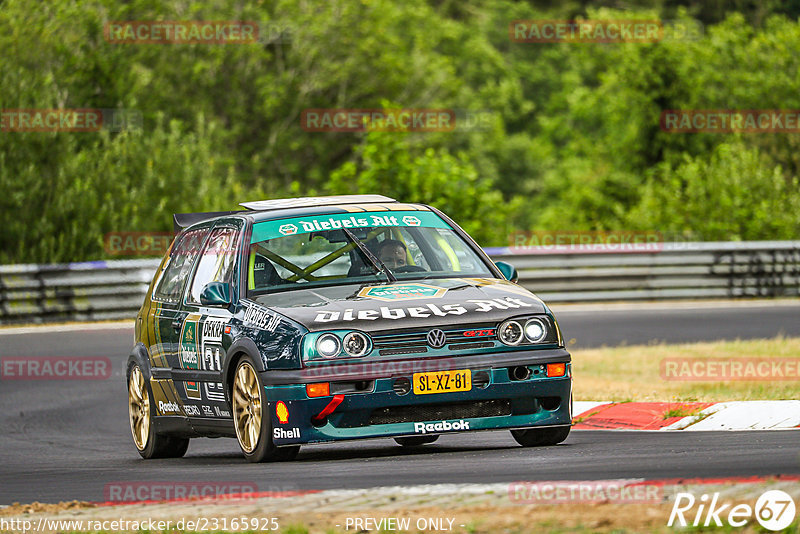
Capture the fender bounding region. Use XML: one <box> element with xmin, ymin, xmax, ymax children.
<box><xmin>126</xmin><ymin>342</ymin><xmax>152</xmax><ymax>381</ymax></box>
<box><xmin>223</xmin><ymin>336</ymin><xmax>263</xmax><ymax>405</ymax></box>
<box><xmin>226</xmin><ymin>336</ymin><xmax>264</xmax><ymax>372</ymax></box>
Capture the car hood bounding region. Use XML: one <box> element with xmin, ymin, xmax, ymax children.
<box><xmin>252</xmin><ymin>278</ymin><xmax>546</xmax><ymax>332</ymax></box>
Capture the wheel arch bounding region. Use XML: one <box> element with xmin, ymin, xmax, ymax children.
<box><xmin>224</xmin><ymin>337</ymin><xmax>264</xmax><ymax>404</ymax></box>
<box><xmin>127</xmin><ymin>342</ymin><xmax>152</xmax><ymax>381</ymax></box>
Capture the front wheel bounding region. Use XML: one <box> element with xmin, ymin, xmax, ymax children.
<box><xmin>232</xmin><ymin>357</ymin><xmax>299</xmax><ymax>462</ymax></box>
<box><xmin>510</xmin><ymin>425</ymin><xmax>570</xmax><ymax>447</ymax></box>
<box><xmin>127</xmin><ymin>364</ymin><xmax>189</xmax><ymax>459</ymax></box>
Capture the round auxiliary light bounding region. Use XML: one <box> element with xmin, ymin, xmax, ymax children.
<box><xmin>343</xmin><ymin>332</ymin><xmax>370</xmax><ymax>357</ymax></box>
<box><xmin>498</xmin><ymin>320</ymin><xmax>524</xmax><ymax>346</ymax></box>
<box><xmin>316</xmin><ymin>333</ymin><xmax>341</xmax><ymax>358</ymax></box>
<box><xmin>524</xmin><ymin>318</ymin><xmax>547</xmax><ymax>343</ymax></box>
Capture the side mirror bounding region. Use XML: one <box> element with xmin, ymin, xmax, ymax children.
<box><xmin>200</xmin><ymin>282</ymin><xmax>232</xmax><ymax>308</ymax></box>
<box><xmin>495</xmin><ymin>261</ymin><xmax>519</xmax><ymax>283</ymax></box>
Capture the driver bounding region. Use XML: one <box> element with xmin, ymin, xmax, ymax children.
<box><xmin>377</xmin><ymin>239</ymin><xmax>407</xmax><ymax>270</ymax></box>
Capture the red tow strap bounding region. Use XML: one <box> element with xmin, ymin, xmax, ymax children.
<box><xmin>313</xmin><ymin>394</ymin><xmax>344</xmax><ymax>421</ymax></box>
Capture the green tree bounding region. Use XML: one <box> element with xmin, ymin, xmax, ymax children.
<box><xmin>328</xmin><ymin>130</ymin><xmax>511</xmax><ymax>245</ymax></box>
<box><xmin>0</xmin><ymin>115</ymin><xmax>237</xmax><ymax>263</ymax></box>
<box><xmin>628</xmin><ymin>142</ymin><xmax>800</xmax><ymax>240</ymax></box>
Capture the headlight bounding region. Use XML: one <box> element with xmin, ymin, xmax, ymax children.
<box><xmin>316</xmin><ymin>333</ymin><xmax>341</xmax><ymax>358</ymax></box>
<box><xmin>305</xmin><ymin>331</ymin><xmax>373</xmax><ymax>360</ymax></box>
<box><xmin>343</xmin><ymin>332</ymin><xmax>370</xmax><ymax>357</ymax></box>
<box><xmin>498</xmin><ymin>320</ymin><xmax>524</xmax><ymax>346</ymax></box>
<box><xmin>524</xmin><ymin>318</ymin><xmax>547</xmax><ymax>343</ymax></box>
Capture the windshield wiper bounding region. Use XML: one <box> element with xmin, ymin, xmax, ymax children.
<box><xmin>341</xmin><ymin>227</ymin><xmax>397</xmax><ymax>282</ymax></box>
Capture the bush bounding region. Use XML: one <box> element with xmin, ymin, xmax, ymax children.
<box><xmin>627</xmin><ymin>142</ymin><xmax>800</xmax><ymax>240</ymax></box>
<box><xmin>328</xmin><ymin>130</ymin><xmax>512</xmax><ymax>246</ymax></box>
<box><xmin>0</xmin><ymin>115</ymin><xmax>237</xmax><ymax>263</ymax></box>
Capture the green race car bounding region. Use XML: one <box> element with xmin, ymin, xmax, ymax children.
<box><xmin>127</xmin><ymin>195</ymin><xmax>572</xmax><ymax>462</ymax></box>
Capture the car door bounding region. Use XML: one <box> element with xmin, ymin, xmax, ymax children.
<box><xmin>178</xmin><ymin>222</ymin><xmax>243</xmax><ymax>419</ymax></box>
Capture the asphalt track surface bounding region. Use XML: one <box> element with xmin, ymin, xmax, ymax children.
<box><xmin>1</xmin><ymin>302</ymin><xmax>799</xmax><ymax>505</ymax></box>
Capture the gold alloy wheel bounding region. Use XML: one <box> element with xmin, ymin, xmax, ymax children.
<box><xmin>128</xmin><ymin>366</ymin><xmax>150</xmax><ymax>450</ymax></box>
<box><xmin>233</xmin><ymin>362</ymin><xmax>262</xmax><ymax>453</ymax></box>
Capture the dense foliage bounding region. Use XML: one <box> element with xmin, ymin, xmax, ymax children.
<box><xmin>1</xmin><ymin>0</ymin><xmax>799</xmax><ymax>263</ymax></box>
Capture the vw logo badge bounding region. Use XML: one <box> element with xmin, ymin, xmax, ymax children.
<box><xmin>426</xmin><ymin>329</ymin><xmax>446</xmax><ymax>349</ymax></box>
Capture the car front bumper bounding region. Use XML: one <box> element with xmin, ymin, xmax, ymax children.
<box><xmin>260</xmin><ymin>348</ymin><xmax>572</xmax><ymax>445</ymax></box>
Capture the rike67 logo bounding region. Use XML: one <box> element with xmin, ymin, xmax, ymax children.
<box><xmin>669</xmin><ymin>490</ymin><xmax>796</xmax><ymax>531</ymax></box>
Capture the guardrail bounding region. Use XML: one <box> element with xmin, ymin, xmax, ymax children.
<box><xmin>487</xmin><ymin>240</ymin><xmax>800</xmax><ymax>302</ymax></box>
<box><xmin>0</xmin><ymin>259</ymin><xmax>159</xmax><ymax>324</ymax></box>
<box><xmin>1</xmin><ymin>241</ymin><xmax>799</xmax><ymax>324</ymax></box>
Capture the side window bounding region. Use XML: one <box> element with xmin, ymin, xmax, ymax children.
<box><xmin>153</xmin><ymin>228</ymin><xmax>209</xmax><ymax>303</ymax></box>
<box><xmin>187</xmin><ymin>226</ymin><xmax>241</xmax><ymax>305</ymax></box>
<box><xmin>426</xmin><ymin>227</ymin><xmax>480</xmax><ymax>273</ymax></box>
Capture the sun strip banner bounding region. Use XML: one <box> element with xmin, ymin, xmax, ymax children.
<box><xmin>250</xmin><ymin>211</ymin><xmax>451</xmax><ymax>243</ymax></box>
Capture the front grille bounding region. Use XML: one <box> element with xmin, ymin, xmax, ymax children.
<box><xmin>372</xmin><ymin>325</ymin><xmax>497</xmax><ymax>356</ymax></box>
<box><xmin>368</xmin><ymin>399</ymin><xmax>512</xmax><ymax>425</ymax></box>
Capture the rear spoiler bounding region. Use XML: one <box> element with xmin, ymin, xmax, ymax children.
<box><xmin>173</xmin><ymin>211</ymin><xmax>245</xmax><ymax>233</ymax></box>
<box><xmin>240</xmin><ymin>195</ymin><xmax>396</xmax><ymax>211</ymax></box>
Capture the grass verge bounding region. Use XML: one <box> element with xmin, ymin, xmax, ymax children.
<box><xmin>571</xmin><ymin>335</ymin><xmax>800</xmax><ymax>402</ymax></box>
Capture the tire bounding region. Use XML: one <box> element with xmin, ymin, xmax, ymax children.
<box><xmin>394</xmin><ymin>435</ymin><xmax>439</xmax><ymax>447</ymax></box>
<box><xmin>510</xmin><ymin>425</ymin><xmax>570</xmax><ymax>447</ymax></box>
<box><xmin>127</xmin><ymin>364</ymin><xmax>189</xmax><ymax>459</ymax></box>
<box><xmin>231</xmin><ymin>356</ymin><xmax>300</xmax><ymax>462</ymax></box>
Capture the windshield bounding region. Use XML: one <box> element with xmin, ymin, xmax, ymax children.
<box><xmin>246</xmin><ymin>210</ymin><xmax>494</xmax><ymax>295</ymax></box>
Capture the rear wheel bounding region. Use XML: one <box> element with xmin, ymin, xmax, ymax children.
<box><xmin>394</xmin><ymin>435</ymin><xmax>439</xmax><ymax>447</ymax></box>
<box><xmin>510</xmin><ymin>426</ymin><xmax>570</xmax><ymax>447</ymax></box>
<box><xmin>232</xmin><ymin>357</ymin><xmax>299</xmax><ymax>462</ymax></box>
<box><xmin>127</xmin><ymin>364</ymin><xmax>189</xmax><ymax>458</ymax></box>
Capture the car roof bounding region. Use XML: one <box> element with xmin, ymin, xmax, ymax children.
<box><xmin>240</xmin><ymin>194</ymin><xmax>395</xmax><ymax>211</ymax></box>
<box><xmin>174</xmin><ymin>195</ymin><xmax>435</xmax><ymax>232</ymax></box>
<box><xmin>242</xmin><ymin>195</ymin><xmax>433</xmax><ymax>224</ymax></box>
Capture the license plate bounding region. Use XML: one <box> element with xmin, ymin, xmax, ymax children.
<box><xmin>413</xmin><ymin>369</ymin><xmax>472</xmax><ymax>395</ymax></box>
